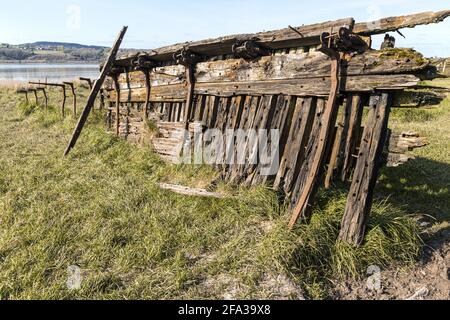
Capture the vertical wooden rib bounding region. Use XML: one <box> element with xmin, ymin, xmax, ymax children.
<box><xmin>341</xmin><ymin>94</ymin><xmax>364</xmax><ymax>181</ymax></box>
<box><xmin>289</xmin><ymin>98</ymin><xmax>326</xmax><ymax>208</ymax></box>
<box><xmin>244</xmin><ymin>95</ymin><xmax>278</xmax><ymax>186</ymax></box>
<box><xmin>258</xmin><ymin>95</ymin><xmax>296</xmax><ymax>185</ymax></box>
<box><xmin>339</xmin><ymin>92</ymin><xmax>392</xmax><ymax>246</ymax></box>
<box><xmin>274</xmin><ymin>97</ymin><xmax>317</xmax><ymax>193</ymax></box>
<box><xmin>228</xmin><ymin>95</ymin><xmax>254</xmax><ymax>183</ymax></box>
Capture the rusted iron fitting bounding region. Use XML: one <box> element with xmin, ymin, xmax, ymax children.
<box><xmin>232</xmin><ymin>41</ymin><xmax>271</xmax><ymax>59</ymax></box>
<box><xmin>173</xmin><ymin>48</ymin><xmax>202</xmax><ymax>67</ymax></box>
<box><xmin>132</xmin><ymin>53</ymin><xmax>156</xmax><ymax>71</ymax></box>
<box><xmin>320</xmin><ymin>27</ymin><xmax>368</xmax><ymax>56</ymax></box>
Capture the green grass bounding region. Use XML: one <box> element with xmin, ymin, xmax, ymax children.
<box><xmin>0</xmin><ymin>82</ymin><xmax>446</xmax><ymax>300</ymax></box>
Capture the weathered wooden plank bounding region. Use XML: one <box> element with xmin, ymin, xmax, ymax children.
<box><xmin>194</xmin><ymin>49</ymin><xmax>428</xmax><ymax>83</ymax></box>
<box><xmin>255</xmin><ymin>95</ymin><xmax>295</xmax><ymax>186</ymax></box>
<box><xmin>325</xmin><ymin>97</ymin><xmax>357</xmax><ymax>188</ymax></box>
<box><xmin>159</xmin><ymin>183</ymin><xmax>225</xmax><ymax>199</ymax></box>
<box><xmin>341</xmin><ymin>94</ymin><xmax>365</xmax><ymax>181</ymax></box>
<box><xmin>109</xmin><ymin>74</ymin><xmax>420</xmax><ymax>102</ymax></box>
<box><xmin>289</xmin><ymin>98</ymin><xmax>326</xmax><ymax>206</ymax></box>
<box><xmin>354</xmin><ymin>10</ymin><xmax>450</xmax><ymax>36</ymax></box>
<box><xmin>386</xmin><ymin>131</ymin><xmax>428</xmax><ymax>167</ymax></box>
<box><xmin>115</xmin><ymin>18</ymin><xmax>354</xmax><ymax>63</ymax></box>
<box><xmin>110</xmin><ymin>49</ymin><xmax>428</xmax><ymax>101</ymax></box>
<box><xmin>274</xmin><ymin>97</ymin><xmax>317</xmax><ymax>193</ymax></box>
<box><xmin>228</xmin><ymin>96</ymin><xmax>255</xmax><ymax>182</ymax></box>
<box><xmin>339</xmin><ymin>92</ymin><xmax>392</xmax><ymax>246</ymax></box>
<box><xmin>289</xmin><ymin>45</ymin><xmax>343</xmax><ymax>228</ymax></box>
<box><xmin>243</xmin><ymin>95</ymin><xmax>278</xmax><ymax>185</ymax></box>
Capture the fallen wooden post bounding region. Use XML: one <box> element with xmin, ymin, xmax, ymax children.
<box><xmin>64</xmin><ymin>82</ymin><xmax>77</xmax><ymax>117</ymax></box>
<box><xmin>64</xmin><ymin>26</ymin><xmax>128</xmax><ymax>156</ymax></box>
<box><xmin>159</xmin><ymin>183</ymin><xmax>225</xmax><ymax>199</ymax></box>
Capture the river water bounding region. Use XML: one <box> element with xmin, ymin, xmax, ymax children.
<box><xmin>0</xmin><ymin>63</ymin><xmax>100</xmax><ymax>82</ymax></box>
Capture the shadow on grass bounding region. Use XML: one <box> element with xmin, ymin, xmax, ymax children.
<box><xmin>377</xmin><ymin>156</ymin><xmax>450</xmax><ymax>251</ymax></box>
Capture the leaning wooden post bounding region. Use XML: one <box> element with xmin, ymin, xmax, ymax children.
<box><xmin>338</xmin><ymin>92</ymin><xmax>392</xmax><ymax>246</ymax></box>
<box><xmin>64</xmin><ymin>82</ymin><xmax>77</xmax><ymax>117</ymax></box>
<box><xmin>64</xmin><ymin>26</ymin><xmax>128</xmax><ymax>156</ymax></box>
<box><xmin>288</xmin><ymin>31</ymin><xmax>343</xmax><ymax>229</ymax></box>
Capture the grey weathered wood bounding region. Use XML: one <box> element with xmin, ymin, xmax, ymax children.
<box><xmin>109</xmin><ymin>73</ymin><xmax>420</xmax><ymax>103</ymax></box>
<box><xmin>114</xmin><ymin>18</ymin><xmax>354</xmax><ymax>63</ymax></box>
<box><xmin>289</xmin><ymin>48</ymin><xmax>341</xmax><ymax>228</ymax></box>
<box><xmin>338</xmin><ymin>92</ymin><xmax>392</xmax><ymax>246</ymax></box>
<box><xmin>275</xmin><ymin>97</ymin><xmax>317</xmax><ymax>193</ymax></box>
<box><xmin>64</xmin><ymin>26</ymin><xmax>128</xmax><ymax>156</ymax></box>
<box><xmin>354</xmin><ymin>10</ymin><xmax>450</xmax><ymax>36</ymax></box>
<box><xmin>159</xmin><ymin>183</ymin><xmax>224</xmax><ymax>199</ymax></box>
<box><xmin>341</xmin><ymin>94</ymin><xmax>364</xmax><ymax>181</ymax></box>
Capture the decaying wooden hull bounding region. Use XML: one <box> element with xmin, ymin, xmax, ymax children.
<box><xmin>65</xmin><ymin>10</ymin><xmax>449</xmax><ymax>246</ymax></box>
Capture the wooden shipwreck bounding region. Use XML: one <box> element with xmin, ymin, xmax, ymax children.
<box><xmin>65</xmin><ymin>10</ymin><xmax>450</xmax><ymax>246</ymax></box>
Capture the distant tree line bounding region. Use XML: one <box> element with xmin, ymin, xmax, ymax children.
<box><xmin>0</xmin><ymin>47</ymin><xmax>107</xmax><ymax>62</ymax></box>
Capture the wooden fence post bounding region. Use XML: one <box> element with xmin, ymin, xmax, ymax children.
<box><xmin>64</xmin><ymin>82</ymin><xmax>77</xmax><ymax>117</ymax></box>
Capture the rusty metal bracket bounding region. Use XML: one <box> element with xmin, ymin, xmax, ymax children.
<box><xmin>132</xmin><ymin>54</ymin><xmax>156</xmax><ymax>119</ymax></box>
<box><xmin>173</xmin><ymin>47</ymin><xmax>202</xmax><ymax>67</ymax></box>
<box><xmin>232</xmin><ymin>41</ymin><xmax>271</xmax><ymax>59</ymax></box>
<box><xmin>173</xmin><ymin>48</ymin><xmax>202</xmax><ymax>124</ymax></box>
<box><xmin>321</xmin><ymin>27</ymin><xmax>369</xmax><ymax>56</ymax></box>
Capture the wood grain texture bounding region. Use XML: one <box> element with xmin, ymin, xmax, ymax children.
<box><xmin>338</xmin><ymin>92</ymin><xmax>392</xmax><ymax>246</ymax></box>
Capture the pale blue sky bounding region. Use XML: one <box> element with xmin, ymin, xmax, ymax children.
<box><xmin>1</xmin><ymin>0</ymin><xmax>449</xmax><ymax>57</ymax></box>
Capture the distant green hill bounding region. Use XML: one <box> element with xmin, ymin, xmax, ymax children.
<box><xmin>0</xmin><ymin>41</ymin><xmax>109</xmax><ymax>63</ymax></box>
<box><xmin>21</xmin><ymin>41</ymin><xmax>107</xmax><ymax>50</ymax></box>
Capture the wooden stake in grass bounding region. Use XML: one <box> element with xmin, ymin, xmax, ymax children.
<box><xmin>36</xmin><ymin>88</ymin><xmax>48</xmax><ymax>109</ymax></box>
<box><xmin>29</xmin><ymin>81</ymin><xmax>67</xmax><ymax>117</ymax></box>
<box><xmin>63</xmin><ymin>82</ymin><xmax>77</xmax><ymax>117</ymax></box>
<box><xmin>64</xmin><ymin>26</ymin><xmax>128</xmax><ymax>157</ymax></box>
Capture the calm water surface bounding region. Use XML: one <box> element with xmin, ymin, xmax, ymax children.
<box><xmin>0</xmin><ymin>64</ymin><xmax>100</xmax><ymax>82</ymax></box>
